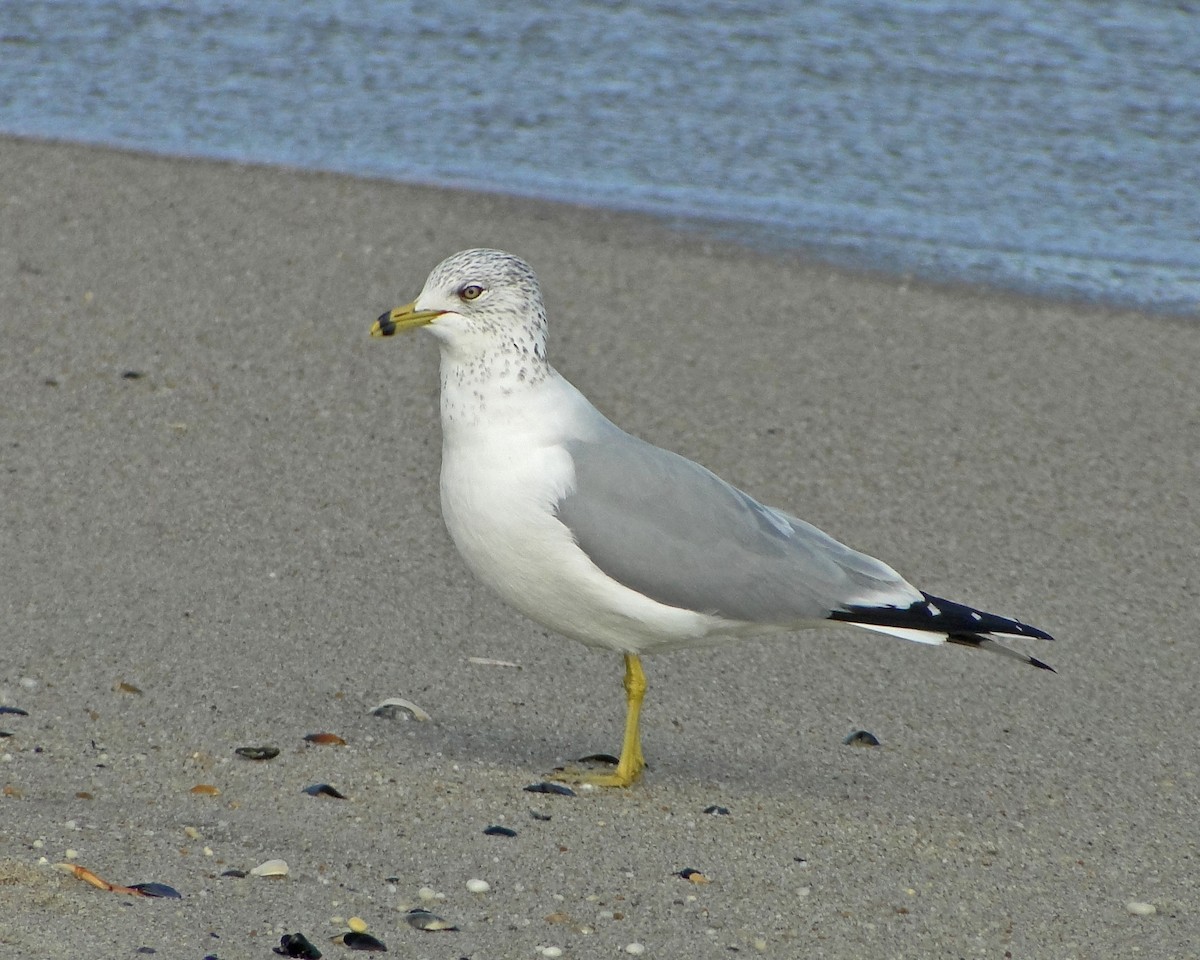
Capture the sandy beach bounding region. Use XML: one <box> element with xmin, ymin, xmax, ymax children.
<box><xmin>2</xmin><ymin>136</ymin><xmax>1197</xmax><ymax>958</ymax></box>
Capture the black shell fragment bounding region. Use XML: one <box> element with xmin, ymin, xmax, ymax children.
<box><xmin>523</xmin><ymin>782</ymin><xmax>575</xmax><ymax>797</ymax></box>
<box><xmin>575</xmin><ymin>753</ymin><xmax>620</xmax><ymax>766</ymax></box>
<box><xmin>129</xmin><ymin>882</ymin><xmax>182</xmax><ymax>899</ymax></box>
<box><xmin>220</xmin><ymin>869</ymin><xmax>248</xmax><ymax>878</ymax></box>
<box><xmin>843</xmin><ymin>730</ymin><xmax>881</xmax><ymax>747</ymax></box>
<box><xmin>276</xmin><ymin>932</ymin><xmax>322</xmax><ymax>958</ymax></box>
<box><xmin>343</xmin><ymin>931</ymin><xmax>388</xmax><ymax>951</ymax></box>
<box><xmin>676</xmin><ymin>868</ymin><xmax>704</xmax><ymax>880</ymax></box>
<box><xmin>484</xmin><ymin>825</ymin><xmax>517</xmax><ymax>837</ymax></box>
<box><xmin>703</xmin><ymin>805</ymin><xmax>730</xmax><ymax>816</ymax></box>
<box><xmin>235</xmin><ymin>746</ymin><xmax>280</xmax><ymax>761</ymax></box>
<box><xmin>0</xmin><ymin>706</ymin><xmax>29</xmax><ymax>716</ymax></box>
<box><xmin>303</xmin><ymin>783</ymin><xmax>347</xmax><ymax>799</ymax></box>
<box><xmin>529</xmin><ymin>810</ymin><xmax>552</xmax><ymax>821</ymax></box>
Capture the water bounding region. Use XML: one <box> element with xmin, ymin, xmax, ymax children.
<box><xmin>2</xmin><ymin>0</ymin><xmax>1198</xmax><ymax>314</ymax></box>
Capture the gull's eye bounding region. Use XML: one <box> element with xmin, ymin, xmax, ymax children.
<box><xmin>459</xmin><ymin>284</ymin><xmax>484</xmax><ymax>301</ymax></box>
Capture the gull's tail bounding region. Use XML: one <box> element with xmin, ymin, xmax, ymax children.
<box><xmin>829</xmin><ymin>592</ymin><xmax>1055</xmax><ymax>672</ymax></box>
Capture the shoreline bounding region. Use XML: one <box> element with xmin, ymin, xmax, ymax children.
<box><xmin>2</xmin><ymin>135</ymin><xmax>1197</xmax><ymax>957</ymax></box>
<box><xmin>6</xmin><ymin>131</ymin><xmax>1188</xmax><ymax>320</ymax></box>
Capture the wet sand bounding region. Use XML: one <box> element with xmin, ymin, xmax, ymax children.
<box><xmin>2</xmin><ymin>136</ymin><xmax>1197</xmax><ymax>958</ymax></box>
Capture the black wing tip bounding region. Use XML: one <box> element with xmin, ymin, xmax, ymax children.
<box><xmin>1029</xmin><ymin>656</ymin><xmax>1056</xmax><ymax>673</ymax></box>
<box><xmin>919</xmin><ymin>592</ymin><xmax>1055</xmax><ymax>643</ymax></box>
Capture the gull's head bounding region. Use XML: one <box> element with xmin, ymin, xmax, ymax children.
<box><xmin>372</xmin><ymin>249</ymin><xmax>548</xmax><ymax>363</ymax></box>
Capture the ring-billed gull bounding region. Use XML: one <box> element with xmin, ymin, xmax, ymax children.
<box><xmin>371</xmin><ymin>249</ymin><xmax>1053</xmax><ymax>788</ymax></box>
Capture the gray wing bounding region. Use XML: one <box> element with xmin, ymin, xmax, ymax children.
<box><xmin>555</xmin><ymin>421</ymin><xmax>918</xmax><ymax>624</ymax></box>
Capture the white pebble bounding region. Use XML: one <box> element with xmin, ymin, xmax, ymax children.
<box><xmin>1126</xmin><ymin>900</ymin><xmax>1156</xmax><ymax>916</ymax></box>
<box><xmin>540</xmin><ymin>948</ymin><xmax>563</xmax><ymax>958</ymax></box>
<box><xmin>466</xmin><ymin>878</ymin><xmax>491</xmax><ymax>894</ymax></box>
<box><xmin>417</xmin><ymin>885</ymin><xmax>443</xmax><ymax>901</ymax></box>
<box><xmin>625</xmin><ymin>944</ymin><xmax>646</xmax><ymax>956</ymax></box>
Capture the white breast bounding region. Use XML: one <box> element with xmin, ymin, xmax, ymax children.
<box><xmin>437</xmin><ymin>371</ymin><xmax>730</xmax><ymax>653</ymax></box>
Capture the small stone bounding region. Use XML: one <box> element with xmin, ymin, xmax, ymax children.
<box><xmin>625</xmin><ymin>943</ymin><xmax>646</xmax><ymax>955</ymax></box>
<box><xmin>540</xmin><ymin>948</ymin><xmax>563</xmax><ymax>958</ymax></box>
<box><xmin>347</xmin><ymin>916</ymin><xmax>367</xmax><ymax>933</ymax></box>
<box><xmin>1126</xmin><ymin>900</ymin><xmax>1156</xmax><ymax>916</ymax></box>
<box><xmin>466</xmin><ymin>878</ymin><xmax>491</xmax><ymax>894</ymax></box>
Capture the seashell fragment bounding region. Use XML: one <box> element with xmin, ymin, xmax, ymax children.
<box><xmin>466</xmin><ymin>878</ymin><xmax>490</xmax><ymax>893</ymax></box>
<box><xmin>249</xmin><ymin>858</ymin><xmax>289</xmax><ymax>878</ymax></box>
<box><xmin>405</xmin><ymin>907</ymin><xmax>458</xmax><ymax>932</ymax></box>
<box><xmin>0</xmin><ymin>706</ymin><xmax>29</xmax><ymax>716</ymax></box>
<box><xmin>523</xmin><ymin>782</ymin><xmax>575</xmax><ymax>797</ymax></box>
<box><xmin>128</xmin><ymin>882</ymin><xmax>182</xmax><ymax>899</ymax></box>
<box><xmin>304</xmin><ymin>732</ymin><xmax>346</xmax><ymax>746</ymax></box>
<box><xmin>369</xmin><ymin>698</ymin><xmax>431</xmax><ymax>722</ymax></box>
<box><xmin>484</xmin><ymin>825</ymin><xmax>517</xmax><ymax>837</ymax></box>
<box><xmin>276</xmin><ymin>931</ymin><xmax>323</xmax><ymax>958</ymax></box>
<box><xmin>842</xmin><ymin>730</ymin><xmax>881</xmax><ymax>747</ymax></box>
<box><xmin>465</xmin><ymin>656</ymin><xmax>520</xmax><ymax>668</ymax></box>
<box><xmin>347</xmin><ymin>917</ymin><xmax>367</xmax><ymax>934</ymax></box>
<box><xmin>342</xmin><ymin>931</ymin><xmax>388</xmax><ymax>951</ymax></box>
<box><xmin>575</xmin><ymin>753</ymin><xmax>619</xmax><ymax>766</ymax></box>
<box><xmin>190</xmin><ymin>783</ymin><xmax>221</xmax><ymax>796</ymax></box>
<box><xmin>676</xmin><ymin>867</ymin><xmax>711</xmax><ymax>883</ymax></box>
<box><xmin>236</xmin><ymin>746</ymin><xmax>280</xmax><ymax>761</ymax></box>
<box><xmin>303</xmin><ymin>783</ymin><xmax>347</xmax><ymax>799</ymax></box>
<box><xmin>703</xmin><ymin>805</ymin><xmax>730</xmax><ymax>815</ymax></box>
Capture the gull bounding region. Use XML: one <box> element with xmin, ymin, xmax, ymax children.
<box><xmin>371</xmin><ymin>249</ymin><xmax>1054</xmax><ymax>788</ymax></box>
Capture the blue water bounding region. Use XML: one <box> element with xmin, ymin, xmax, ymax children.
<box><xmin>2</xmin><ymin>0</ymin><xmax>1198</xmax><ymax>314</ymax></box>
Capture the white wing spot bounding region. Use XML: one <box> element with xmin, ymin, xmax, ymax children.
<box><xmin>926</xmin><ymin>602</ymin><xmax>942</xmax><ymax>616</ymax></box>
<box><xmin>970</xmin><ymin>611</ymin><xmax>983</xmax><ymax>621</ymax></box>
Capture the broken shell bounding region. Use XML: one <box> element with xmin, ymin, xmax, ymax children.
<box><xmin>369</xmin><ymin>697</ymin><xmax>431</xmax><ymax>722</ymax></box>
<box><xmin>703</xmin><ymin>804</ymin><xmax>730</xmax><ymax>815</ymax></box>
<box><xmin>405</xmin><ymin>908</ymin><xmax>458</xmax><ymax>932</ymax></box>
<box><xmin>249</xmin><ymin>858</ymin><xmax>290</xmax><ymax>878</ymax></box>
<box><xmin>304</xmin><ymin>732</ymin><xmax>346</xmax><ymax>746</ymax></box>
<box><xmin>128</xmin><ymin>882</ymin><xmax>182</xmax><ymax>899</ymax></box>
<box><xmin>529</xmin><ymin>810</ymin><xmax>552</xmax><ymax>821</ymax></box>
<box><xmin>236</xmin><ymin>746</ymin><xmax>280</xmax><ymax>761</ymax></box>
<box><xmin>220</xmin><ymin>869</ymin><xmax>248</xmax><ymax>878</ymax></box>
<box><xmin>0</xmin><ymin>706</ymin><xmax>29</xmax><ymax>716</ymax></box>
<box><xmin>523</xmin><ymin>782</ymin><xmax>575</xmax><ymax>797</ymax></box>
<box><xmin>347</xmin><ymin>916</ymin><xmax>368</xmax><ymax>933</ymax></box>
<box><xmin>190</xmin><ymin>784</ymin><xmax>221</xmax><ymax>796</ymax></box>
<box><xmin>303</xmin><ymin>783</ymin><xmax>347</xmax><ymax>799</ymax></box>
<box><xmin>276</xmin><ymin>932</ymin><xmax>323</xmax><ymax>958</ymax></box>
<box><xmin>484</xmin><ymin>825</ymin><xmax>517</xmax><ymax>837</ymax></box>
<box><xmin>466</xmin><ymin>878</ymin><xmax>490</xmax><ymax>893</ymax></box>
<box><xmin>575</xmin><ymin>753</ymin><xmax>619</xmax><ymax>766</ymax></box>
<box><xmin>465</xmin><ymin>656</ymin><xmax>520</xmax><ymax>668</ymax></box>
<box><xmin>843</xmin><ymin>730</ymin><xmax>881</xmax><ymax>747</ymax></box>
<box><xmin>676</xmin><ymin>868</ymin><xmax>711</xmax><ymax>883</ymax></box>
<box><xmin>342</xmin><ymin>931</ymin><xmax>388</xmax><ymax>951</ymax></box>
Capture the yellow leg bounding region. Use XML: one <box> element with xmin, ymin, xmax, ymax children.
<box><xmin>555</xmin><ymin>653</ymin><xmax>647</xmax><ymax>788</ymax></box>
